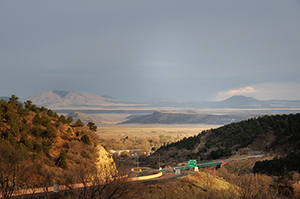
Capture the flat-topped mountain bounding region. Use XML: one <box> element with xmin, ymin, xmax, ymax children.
<box><xmin>144</xmin><ymin>95</ymin><xmax>300</xmax><ymax>109</ymax></box>
<box><xmin>121</xmin><ymin>110</ymin><xmax>257</xmax><ymax>125</ymax></box>
<box><xmin>216</xmin><ymin>95</ymin><xmax>300</xmax><ymax>108</ymax></box>
<box><xmin>216</xmin><ymin>95</ymin><xmax>261</xmax><ymax>107</ymax></box>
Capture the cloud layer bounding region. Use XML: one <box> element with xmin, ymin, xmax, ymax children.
<box><xmin>1</xmin><ymin>1</ymin><xmax>300</xmax><ymax>101</ymax></box>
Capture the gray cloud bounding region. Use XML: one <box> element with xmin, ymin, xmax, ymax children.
<box><xmin>1</xmin><ymin>0</ymin><xmax>300</xmax><ymax>101</ymax></box>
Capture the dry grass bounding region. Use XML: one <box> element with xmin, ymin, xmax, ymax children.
<box><xmin>96</xmin><ymin>124</ymin><xmax>219</xmax><ymax>152</ymax></box>
<box><xmin>97</xmin><ymin>124</ymin><xmax>220</xmax><ymax>139</ymax></box>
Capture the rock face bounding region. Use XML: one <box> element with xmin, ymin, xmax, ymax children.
<box><xmin>96</xmin><ymin>146</ymin><xmax>117</xmax><ymax>179</ymax></box>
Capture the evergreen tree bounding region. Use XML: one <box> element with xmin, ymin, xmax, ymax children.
<box><xmin>73</xmin><ymin>119</ymin><xmax>84</xmax><ymax>127</ymax></box>
<box><xmin>56</xmin><ymin>149</ymin><xmax>67</xmax><ymax>168</ymax></box>
<box><xmin>87</xmin><ymin>122</ymin><xmax>97</xmax><ymax>131</ymax></box>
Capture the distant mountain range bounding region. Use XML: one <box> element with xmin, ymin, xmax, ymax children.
<box><xmin>22</xmin><ymin>90</ymin><xmax>139</xmax><ymax>108</ymax></box>
<box><xmin>145</xmin><ymin>95</ymin><xmax>300</xmax><ymax>109</ymax></box>
<box><xmin>2</xmin><ymin>90</ymin><xmax>300</xmax><ymax>126</ymax></box>
<box><xmin>66</xmin><ymin>112</ymin><xmax>117</xmax><ymax>125</ymax></box>
<box><xmin>1</xmin><ymin>90</ymin><xmax>299</xmax><ymax>110</ymax></box>
<box><xmin>15</xmin><ymin>90</ymin><xmax>300</xmax><ymax>109</ymax></box>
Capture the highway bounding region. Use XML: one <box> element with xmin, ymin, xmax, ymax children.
<box><xmin>3</xmin><ymin>151</ymin><xmax>266</xmax><ymax>198</ymax></box>
<box><xmin>144</xmin><ymin>151</ymin><xmax>266</xmax><ymax>172</ymax></box>
<box><xmin>138</xmin><ymin>151</ymin><xmax>266</xmax><ymax>184</ymax></box>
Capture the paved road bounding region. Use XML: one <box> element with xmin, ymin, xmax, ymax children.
<box><xmin>5</xmin><ymin>151</ymin><xmax>267</xmax><ymax>197</ymax></box>
<box><xmin>141</xmin><ymin>151</ymin><xmax>267</xmax><ymax>184</ymax></box>
<box><xmin>139</xmin><ymin>171</ymin><xmax>190</xmax><ymax>185</ymax></box>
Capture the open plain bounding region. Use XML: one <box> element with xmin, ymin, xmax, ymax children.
<box><xmin>97</xmin><ymin>124</ymin><xmax>220</xmax><ymax>140</ymax></box>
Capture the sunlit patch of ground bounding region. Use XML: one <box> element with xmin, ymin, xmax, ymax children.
<box><xmin>96</xmin><ymin>124</ymin><xmax>221</xmax><ymax>139</ymax></box>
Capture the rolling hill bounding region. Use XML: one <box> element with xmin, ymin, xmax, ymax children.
<box><xmin>22</xmin><ymin>90</ymin><xmax>140</xmax><ymax>108</ymax></box>
<box><xmin>155</xmin><ymin>113</ymin><xmax>300</xmax><ymax>169</ymax></box>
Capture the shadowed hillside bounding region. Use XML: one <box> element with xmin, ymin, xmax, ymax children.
<box><xmin>155</xmin><ymin>113</ymin><xmax>300</xmax><ymax>167</ymax></box>
<box><xmin>121</xmin><ymin>111</ymin><xmax>257</xmax><ymax>125</ymax></box>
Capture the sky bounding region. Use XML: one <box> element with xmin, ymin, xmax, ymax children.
<box><xmin>1</xmin><ymin>1</ymin><xmax>300</xmax><ymax>102</ymax></box>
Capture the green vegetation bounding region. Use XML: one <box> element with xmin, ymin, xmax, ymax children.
<box><xmin>161</xmin><ymin>134</ymin><xmax>202</xmax><ymax>150</ymax></box>
<box><xmin>0</xmin><ymin>95</ymin><xmax>105</xmax><ymax>198</ymax></box>
<box><xmin>157</xmin><ymin>113</ymin><xmax>300</xmax><ymax>164</ymax></box>
<box><xmin>73</xmin><ymin>119</ymin><xmax>85</xmax><ymax>127</ymax></box>
<box><xmin>56</xmin><ymin>149</ymin><xmax>67</xmax><ymax>168</ymax></box>
<box><xmin>87</xmin><ymin>122</ymin><xmax>97</xmax><ymax>131</ymax></box>
<box><xmin>254</xmin><ymin>152</ymin><xmax>300</xmax><ymax>176</ymax></box>
<box><xmin>2</xmin><ymin>95</ymin><xmax>300</xmax><ymax>198</ymax></box>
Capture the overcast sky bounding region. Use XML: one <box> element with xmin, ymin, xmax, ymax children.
<box><xmin>1</xmin><ymin>1</ymin><xmax>300</xmax><ymax>101</ymax></box>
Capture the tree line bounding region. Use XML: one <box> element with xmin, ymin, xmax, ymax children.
<box><xmin>157</xmin><ymin>113</ymin><xmax>300</xmax><ymax>162</ymax></box>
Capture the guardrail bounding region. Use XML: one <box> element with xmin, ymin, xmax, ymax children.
<box><xmin>146</xmin><ymin>152</ymin><xmax>264</xmax><ymax>173</ymax></box>
<box><xmin>146</xmin><ymin>161</ymin><xmax>224</xmax><ymax>172</ymax></box>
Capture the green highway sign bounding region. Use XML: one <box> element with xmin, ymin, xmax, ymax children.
<box><xmin>188</xmin><ymin>159</ymin><xmax>197</xmax><ymax>167</ymax></box>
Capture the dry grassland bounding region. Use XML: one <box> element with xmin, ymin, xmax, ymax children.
<box><xmin>97</xmin><ymin>124</ymin><xmax>221</xmax><ymax>139</ymax></box>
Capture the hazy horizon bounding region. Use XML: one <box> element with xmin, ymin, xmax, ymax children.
<box><xmin>1</xmin><ymin>1</ymin><xmax>300</xmax><ymax>101</ymax></box>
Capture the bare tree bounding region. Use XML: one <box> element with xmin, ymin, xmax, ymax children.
<box><xmin>0</xmin><ymin>144</ymin><xmax>26</xmax><ymax>198</ymax></box>
<box><xmin>64</xmin><ymin>161</ymin><xmax>141</xmax><ymax>199</ymax></box>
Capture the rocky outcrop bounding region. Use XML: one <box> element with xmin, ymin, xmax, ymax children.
<box><xmin>96</xmin><ymin>146</ymin><xmax>117</xmax><ymax>179</ymax></box>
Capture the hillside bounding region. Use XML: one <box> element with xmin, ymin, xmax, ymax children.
<box><xmin>0</xmin><ymin>95</ymin><xmax>116</xmax><ymax>194</ymax></box>
<box><xmin>121</xmin><ymin>111</ymin><xmax>257</xmax><ymax>125</ymax></box>
<box><xmin>154</xmin><ymin>113</ymin><xmax>300</xmax><ymax>170</ymax></box>
<box><xmin>23</xmin><ymin>90</ymin><xmax>139</xmax><ymax>108</ymax></box>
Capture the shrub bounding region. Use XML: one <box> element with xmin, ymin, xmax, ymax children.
<box><xmin>32</xmin><ymin>139</ymin><xmax>42</xmax><ymax>152</ymax></box>
<box><xmin>67</xmin><ymin>116</ymin><xmax>73</xmax><ymax>125</ymax></box>
<box><xmin>57</xmin><ymin>149</ymin><xmax>67</xmax><ymax>168</ymax></box>
<box><xmin>40</xmin><ymin>115</ymin><xmax>51</xmax><ymax>126</ymax></box>
<box><xmin>43</xmin><ymin>126</ymin><xmax>57</xmax><ymax>140</ymax></box>
<box><xmin>20</xmin><ymin>133</ymin><xmax>33</xmax><ymax>151</ymax></box>
<box><xmin>73</xmin><ymin>119</ymin><xmax>84</xmax><ymax>127</ymax></box>
<box><xmin>31</xmin><ymin>125</ymin><xmax>43</xmax><ymax>137</ymax></box>
<box><xmin>59</xmin><ymin>115</ymin><xmax>68</xmax><ymax>124</ymax></box>
<box><xmin>87</xmin><ymin>122</ymin><xmax>97</xmax><ymax>131</ymax></box>
<box><xmin>42</xmin><ymin>139</ymin><xmax>53</xmax><ymax>154</ymax></box>
<box><xmin>46</xmin><ymin>109</ymin><xmax>54</xmax><ymax>117</ymax></box>
<box><xmin>81</xmin><ymin>135</ymin><xmax>91</xmax><ymax>145</ymax></box>
<box><xmin>33</xmin><ymin>114</ymin><xmax>41</xmax><ymax>125</ymax></box>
